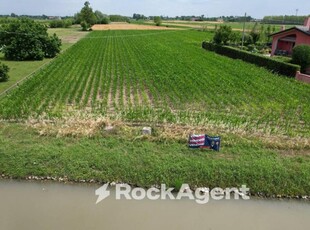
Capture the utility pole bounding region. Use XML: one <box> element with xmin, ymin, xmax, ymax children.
<box><xmin>241</xmin><ymin>12</ymin><xmax>246</xmax><ymax>49</ymax></box>
<box><xmin>296</xmin><ymin>9</ymin><xmax>298</xmax><ymax>17</ymax></box>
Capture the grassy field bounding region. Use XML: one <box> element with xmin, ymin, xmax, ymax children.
<box><xmin>0</xmin><ymin>29</ymin><xmax>309</xmax><ymax>196</ymax></box>
<box><xmin>0</xmin><ymin>123</ymin><xmax>309</xmax><ymax>196</ymax></box>
<box><xmin>0</xmin><ymin>27</ymin><xmax>87</xmax><ymax>94</ymax></box>
<box><xmin>0</xmin><ymin>54</ymin><xmax>51</xmax><ymax>94</ymax></box>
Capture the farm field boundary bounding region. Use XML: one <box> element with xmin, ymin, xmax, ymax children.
<box><xmin>92</xmin><ymin>23</ymin><xmax>184</xmax><ymax>30</ymax></box>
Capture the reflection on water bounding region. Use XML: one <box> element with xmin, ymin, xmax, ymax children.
<box><xmin>0</xmin><ymin>180</ymin><xmax>309</xmax><ymax>230</ymax></box>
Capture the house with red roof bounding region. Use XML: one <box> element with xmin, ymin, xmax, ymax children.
<box><xmin>270</xmin><ymin>17</ymin><xmax>310</xmax><ymax>56</ymax></box>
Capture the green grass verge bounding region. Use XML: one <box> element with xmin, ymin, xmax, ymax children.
<box><xmin>0</xmin><ymin>54</ymin><xmax>51</xmax><ymax>94</ymax></box>
<box><xmin>0</xmin><ymin>123</ymin><xmax>309</xmax><ymax>196</ymax></box>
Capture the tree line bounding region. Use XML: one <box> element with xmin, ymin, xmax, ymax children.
<box><xmin>262</xmin><ymin>15</ymin><xmax>309</xmax><ymax>25</ymax></box>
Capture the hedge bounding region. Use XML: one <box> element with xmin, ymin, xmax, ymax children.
<box><xmin>202</xmin><ymin>42</ymin><xmax>300</xmax><ymax>77</ymax></box>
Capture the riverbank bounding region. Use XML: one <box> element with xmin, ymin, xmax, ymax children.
<box><xmin>0</xmin><ymin>122</ymin><xmax>309</xmax><ymax>198</ymax></box>
<box><xmin>0</xmin><ymin>177</ymin><xmax>308</xmax><ymax>201</ymax></box>
<box><xmin>1</xmin><ymin>180</ymin><xmax>309</xmax><ymax>230</ymax></box>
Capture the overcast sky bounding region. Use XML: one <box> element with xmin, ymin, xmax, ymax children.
<box><xmin>0</xmin><ymin>0</ymin><xmax>309</xmax><ymax>19</ymax></box>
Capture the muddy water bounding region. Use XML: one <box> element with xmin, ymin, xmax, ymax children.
<box><xmin>0</xmin><ymin>180</ymin><xmax>309</xmax><ymax>230</ymax></box>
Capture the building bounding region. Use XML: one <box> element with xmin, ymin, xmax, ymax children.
<box><xmin>270</xmin><ymin>17</ymin><xmax>310</xmax><ymax>56</ymax></box>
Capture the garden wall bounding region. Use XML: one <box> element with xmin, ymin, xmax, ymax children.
<box><xmin>295</xmin><ymin>71</ymin><xmax>310</xmax><ymax>84</ymax></box>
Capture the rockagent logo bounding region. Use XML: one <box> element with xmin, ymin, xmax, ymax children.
<box><xmin>95</xmin><ymin>183</ymin><xmax>250</xmax><ymax>204</ymax></box>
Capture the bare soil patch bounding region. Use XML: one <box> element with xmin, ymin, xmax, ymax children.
<box><xmin>62</xmin><ymin>34</ymin><xmax>86</xmax><ymax>44</ymax></box>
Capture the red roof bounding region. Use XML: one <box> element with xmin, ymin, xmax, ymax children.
<box><xmin>270</xmin><ymin>26</ymin><xmax>310</xmax><ymax>37</ymax></box>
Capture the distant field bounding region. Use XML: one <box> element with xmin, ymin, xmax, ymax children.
<box><xmin>0</xmin><ymin>30</ymin><xmax>309</xmax><ymax>140</ymax></box>
<box><xmin>92</xmin><ymin>23</ymin><xmax>182</xmax><ymax>30</ymax></box>
<box><xmin>48</xmin><ymin>26</ymin><xmax>87</xmax><ymax>45</ymax></box>
<box><xmin>143</xmin><ymin>20</ymin><xmax>296</xmax><ymax>32</ymax></box>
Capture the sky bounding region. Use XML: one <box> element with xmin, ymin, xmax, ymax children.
<box><xmin>0</xmin><ymin>0</ymin><xmax>309</xmax><ymax>19</ymax></box>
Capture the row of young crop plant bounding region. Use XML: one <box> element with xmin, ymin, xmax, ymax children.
<box><xmin>0</xmin><ymin>30</ymin><xmax>309</xmax><ymax>137</ymax></box>
<box><xmin>104</xmin><ymin>30</ymin><xmax>298</xmax><ymax>133</ymax></box>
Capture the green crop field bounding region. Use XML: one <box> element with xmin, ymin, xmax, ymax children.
<box><xmin>141</xmin><ymin>20</ymin><xmax>295</xmax><ymax>32</ymax></box>
<box><xmin>0</xmin><ymin>30</ymin><xmax>309</xmax><ymax>139</ymax></box>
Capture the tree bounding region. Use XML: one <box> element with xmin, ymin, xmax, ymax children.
<box><xmin>77</xmin><ymin>1</ymin><xmax>97</xmax><ymax>30</ymax></box>
<box><xmin>0</xmin><ymin>62</ymin><xmax>9</xmax><ymax>82</ymax></box>
<box><xmin>94</xmin><ymin>10</ymin><xmax>110</xmax><ymax>24</ymax></box>
<box><xmin>250</xmin><ymin>22</ymin><xmax>260</xmax><ymax>44</ymax></box>
<box><xmin>81</xmin><ymin>21</ymin><xmax>88</xmax><ymax>31</ymax></box>
<box><xmin>94</xmin><ymin>10</ymin><xmax>105</xmax><ymax>21</ymax></box>
<box><xmin>292</xmin><ymin>45</ymin><xmax>310</xmax><ymax>73</ymax></box>
<box><xmin>263</xmin><ymin>25</ymin><xmax>272</xmax><ymax>43</ymax></box>
<box><xmin>243</xmin><ymin>33</ymin><xmax>253</xmax><ymax>45</ymax></box>
<box><xmin>109</xmin><ymin>15</ymin><xmax>129</xmax><ymax>22</ymax></box>
<box><xmin>0</xmin><ymin>19</ymin><xmax>62</xmax><ymax>61</ymax></box>
<box><xmin>230</xmin><ymin>31</ymin><xmax>241</xmax><ymax>45</ymax></box>
<box><xmin>50</xmin><ymin>19</ymin><xmax>72</xmax><ymax>28</ymax></box>
<box><xmin>43</xmin><ymin>34</ymin><xmax>62</xmax><ymax>58</ymax></box>
<box><xmin>154</xmin><ymin>16</ymin><xmax>162</xmax><ymax>26</ymax></box>
<box><xmin>100</xmin><ymin>17</ymin><xmax>110</xmax><ymax>24</ymax></box>
<box><xmin>213</xmin><ymin>25</ymin><xmax>232</xmax><ymax>45</ymax></box>
<box><xmin>133</xmin><ymin>14</ymin><xmax>146</xmax><ymax>20</ymax></box>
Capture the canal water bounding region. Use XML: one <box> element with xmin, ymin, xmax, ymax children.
<box><xmin>0</xmin><ymin>180</ymin><xmax>309</xmax><ymax>230</ymax></box>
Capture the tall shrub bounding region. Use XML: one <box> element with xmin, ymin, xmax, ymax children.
<box><xmin>292</xmin><ymin>45</ymin><xmax>310</xmax><ymax>73</ymax></box>
<box><xmin>213</xmin><ymin>25</ymin><xmax>232</xmax><ymax>45</ymax></box>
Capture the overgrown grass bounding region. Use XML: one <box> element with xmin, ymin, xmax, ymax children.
<box><xmin>0</xmin><ymin>123</ymin><xmax>309</xmax><ymax>196</ymax></box>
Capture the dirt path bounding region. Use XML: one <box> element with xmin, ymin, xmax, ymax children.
<box><xmin>48</xmin><ymin>27</ymin><xmax>88</xmax><ymax>44</ymax></box>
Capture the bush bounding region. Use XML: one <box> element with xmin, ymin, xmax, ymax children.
<box><xmin>3</xmin><ymin>42</ymin><xmax>45</xmax><ymax>60</ymax></box>
<box><xmin>213</xmin><ymin>25</ymin><xmax>232</xmax><ymax>45</ymax></box>
<box><xmin>202</xmin><ymin>41</ymin><xmax>300</xmax><ymax>77</ymax></box>
<box><xmin>0</xmin><ymin>62</ymin><xmax>9</xmax><ymax>82</ymax></box>
<box><xmin>100</xmin><ymin>17</ymin><xmax>110</xmax><ymax>24</ymax></box>
<box><xmin>154</xmin><ymin>16</ymin><xmax>162</xmax><ymax>26</ymax></box>
<box><xmin>43</xmin><ymin>34</ymin><xmax>62</xmax><ymax>58</ymax></box>
<box><xmin>250</xmin><ymin>31</ymin><xmax>260</xmax><ymax>44</ymax></box>
<box><xmin>229</xmin><ymin>32</ymin><xmax>241</xmax><ymax>45</ymax></box>
<box><xmin>292</xmin><ymin>45</ymin><xmax>310</xmax><ymax>73</ymax></box>
<box><xmin>243</xmin><ymin>33</ymin><xmax>253</xmax><ymax>45</ymax></box>
<box><xmin>81</xmin><ymin>21</ymin><xmax>89</xmax><ymax>31</ymax></box>
<box><xmin>49</xmin><ymin>19</ymin><xmax>72</xmax><ymax>28</ymax></box>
